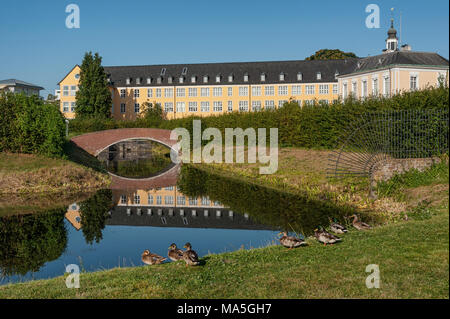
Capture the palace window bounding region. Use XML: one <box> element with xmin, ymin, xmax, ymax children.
<box><xmin>213</xmin><ymin>101</ymin><xmax>222</xmax><ymax>112</ymax></box>
<box><xmin>279</xmin><ymin>73</ymin><xmax>285</xmax><ymax>81</ymax></box>
<box><xmin>63</xmin><ymin>102</ymin><xmax>69</xmax><ymax>112</ymax></box>
<box><xmin>134</xmin><ymin>103</ymin><xmax>140</xmax><ymax>113</ymax></box>
<box><xmin>156</xmin><ymin>195</ymin><xmax>162</xmax><ymax>205</ymax></box>
<box><xmin>201</xmin><ymin>101</ymin><xmax>210</xmax><ymax>112</ymax></box>
<box><xmin>201</xmin><ymin>197</ymin><xmax>211</xmax><ymax>206</ymax></box>
<box><xmin>265</xmin><ymin>86</ymin><xmax>274</xmax><ymax>96</ymax></box>
<box><xmin>156</xmin><ymin>88</ymin><xmax>162</xmax><ymax>97</ymax></box>
<box><xmin>70</xmin><ymin>86</ymin><xmax>77</xmax><ymax>96</ymax></box>
<box><xmin>278</xmin><ymin>100</ymin><xmax>287</xmax><ymax>108</ymax></box>
<box><xmin>362</xmin><ymin>80</ymin><xmax>368</xmax><ymax>97</ymax></box>
<box><xmin>228</xmin><ymin>74</ymin><xmax>233</xmax><ymax>83</ymax></box>
<box><xmin>120</xmin><ymin>195</ymin><xmax>127</xmax><ymax>204</ymax></box>
<box><xmin>239</xmin><ymin>86</ymin><xmax>248</xmax><ymax>96</ymax></box>
<box><xmin>260</xmin><ymin>73</ymin><xmax>266</xmax><ymax>82</ymax></box>
<box><xmin>278</xmin><ymin>85</ymin><xmax>288</xmax><ymax>96</ymax></box>
<box><xmin>227</xmin><ymin>87</ymin><xmax>233</xmax><ymax>96</ymax></box>
<box><xmin>297</xmin><ymin>72</ymin><xmax>303</xmax><ymax>81</ymax></box>
<box><xmin>134</xmin><ymin>195</ymin><xmax>140</xmax><ymax>204</ymax></box>
<box><xmin>177</xmin><ymin>196</ymin><xmax>185</xmax><ymax>205</ymax></box>
<box><xmin>316</xmin><ymin>72</ymin><xmax>322</xmax><ymax>80</ymax></box>
<box><xmin>264</xmin><ymin>100</ymin><xmax>275</xmax><ymax>109</ymax></box>
<box><xmin>63</xmin><ymin>86</ymin><xmax>69</xmax><ymax>96</ymax></box>
<box><xmin>239</xmin><ymin>101</ymin><xmax>248</xmax><ymax>112</ymax></box>
<box><xmin>164</xmin><ymin>102</ymin><xmax>174</xmax><ymax>112</ymax></box>
<box><xmin>352</xmin><ymin>82</ymin><xmax>357</xmax><ymax>97</ymax></box>
<box><xmin>292</xmin><ymin>85</ymin><xmax>301</xmax><ymax>95</ymax></box>
<box><xmin>70</xmin><ymin>102</ymin><xmax>76</xmax><ymax>112</ymax></box>
<box><xmin>342</xmin><ymin>83</ymin><xmax>348</xmax><ymax>99</ymax></box>
<box><xmin>305</xmin><ymin>85</ymin><xmax>315</xmax><ymax>95</ymax></box>
<box><xmin>165</xmin><ymin>196</ymin><xmax>174</xmax><ymax>205</ymax></box>
<box><xmin>188</xmin><ymin>102</ymin><xmax>198</xmax><ymax>112</ymax></box>
<box><xmin>319</xmin><ymin>84</ymin><xmax>329</xmax><ymax>94</ymax></box>
<box><xmin>188</xmin><ymin>87</ymin><xmax>197</xmax><ymax>97</ymax></box>
<box><xmin>203</xmin><ymin>75</ymin><xmax>209</xmax><ymax>83</ymax></box>
<box><xmin>332</xmin><ymin>84</ymin><xmax>338</xmax><ymax>95</ymax></box>
<box><xmin>120</xmin><ymin>89</ymin><xmax>126</xmax><ymax>98</ymax></box>
<box><xmin>227</xmin><ymin>101</ymin><xmax>233</xmax><ymax>112</ymax></box>
<box><xmin>189</xmin><ymin>197</ymin><xmax>198</xmax><ymax>205</ymax></box>
<box><xmin>148</xmin><ymin>195</ymin><xmax>153</xmax><ymax>204</ymax></box>
<box><xmin>252</xmin><ymin>101</ymin><xmax>261</xmax><ymax>111</ymax></box>
<box><xmin>120</xmin><ymin>103</ymin><xmax>126</xmax><ymax>113</ymax></box>
<box><xmin>147</xmin><ymin>77</ymin><xmax>151</xmax><ymax>84</ymax></box>
<box><xmin>191</xmin><ymin>76</ymin><xmax>196</xmax><ymax>83</ymax></box>
<box><xmin>372</xmin><ymin>78</ymin><xmax>378</xmax><ymax>95</ymax></box>
<box><xmin>243</xmin><ymin>73</ymin><xmax>249</xmax><ymax>82</ymax></box>
<box><xmin>179</xmin><ymin>76</ymin><xmax>184</xmax><ymax>84</ymax></box>
<box><xmin>410</xmin><ymin>75</ymin><xmax>418</xmax><ymax>91</ymax></box>
<box><xmin>252</xmin><ymin>86</ymin><xmax>261</xmax><ymax>96</ymax></box>
<box><xmin>176</xmin><ymin>102</ymin><xmax>185</xmax><ymax>112</ymax></box>
<box><xmin>176</xmin><ymin>88</ymin><xmax>185</xmax><ymax>97</ymax></box>
<box><xmin>216</xmin><ymin>75</ymin><xmax>221</xmax><ymax>83</ymax></box>
<box><xmin>134</xmin><ymin>89</ymin><xmax>140</xmax><ymax>98</ymax></box>
<box><xmin>147</xmin><ymin>88</ymin><xmax>152</xmax><ymax>98</ymax></box>
<box><xmin>200</xmin><ymin>87</ymin><xmax>209</xmax><ymax>97</ymax></box>
<box><xmin>136</xmin><ymin>78</ymin><xmax>141</xmax><ymax>85</ymax></box>
<box><xmin>213</xmin><ymin>87</ymin><xmax>222</xmax><ymax>97</ymax></box>
<box><xmin>383</xmin><ymin>76</ymin><xmax>390</xmax><ymax>97</ymax></box>
<box><xmin>165</xmin><ymin>88</ymin><xmax>173</xmax><ymax>98</ymax></box>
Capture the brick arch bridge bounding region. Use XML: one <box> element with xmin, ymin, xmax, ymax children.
<box><xmin>71</xmin><ymin>128</ymin><xmax>181</xmax><ymax>189</ymax></box>
<box><xmin>71</xmin><ymin>128</ymin><xmax>177</xmax><ymax>157</ymax></box>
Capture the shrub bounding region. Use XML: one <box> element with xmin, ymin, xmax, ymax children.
<box><xmin>0</xmin><ymin>93</ymin><xmax>66</xmax><ymax>157</ymax></box>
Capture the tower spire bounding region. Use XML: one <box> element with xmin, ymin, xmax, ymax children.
<box><xmin>384</xmin><ymin>9</ymin><xmax>399</xmax><ymax>53</ymax></box>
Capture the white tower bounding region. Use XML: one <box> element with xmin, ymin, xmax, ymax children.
<box><xmin>384</xmin><ymin>18</ymin><xmax>399</xmax><ymax>53</ymax></box>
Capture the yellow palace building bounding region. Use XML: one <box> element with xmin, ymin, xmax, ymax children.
<box><xmin>58</xmin><ymin>20</ymin><xmax>448</xmax><ymax>120</ymax></box>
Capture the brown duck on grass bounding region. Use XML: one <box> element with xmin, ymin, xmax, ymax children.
<box><xmin>141</xmin><ymin>249</ymin><xmax>167</xmax><ymax>265</ymax></box>
<box><xmin>168</xmin><ymin>243</ymin><xmax>184</xmax><ymax>262</ymax></box>
<box><xmin>350</xmin><ymin>214</ymin><xmax>372</xmax><ymax>230</ymax></box>
<box><xmin>182</xmin><ymin>242</ymin><xmax>200</xmax><ymax>266</ymax></box>
<box><xmin>278</xmin><ymin>232</ymin><xmax>307</xmax><ymax>249</ymax></box>
<box><xmin>314</xmin><ymin>228</ymin><xmax>342</xmax><ymax>246</ymax></box>
<box><xmin>330</xmin><ymin>222</ymin><xmax>348</xmax><ymax>234</ymax></box>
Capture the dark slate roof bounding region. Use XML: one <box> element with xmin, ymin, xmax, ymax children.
<box><xmin>0</xmin><ymin>79</ymin><xmax>44</xmax><ymax>90</ymax></box>
<box><xmin>103</xmin><ymin>59</ymin><xmax>359</xmax><ymax>87</ymax></box>
<box><xmin>106</xmin><ymin>206</ymin><xmax>276</xmax><ymax>230</ymax></box>
<box><xmin>348</xmin><ymin>51</ymin><xmax>449</xmax><ymax>75</ymax></box>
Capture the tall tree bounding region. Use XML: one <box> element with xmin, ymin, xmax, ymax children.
<box><xmin>75</xmin><ymin>52</ymin><xmax>112</xmax><ymax>118</ymax></box>
<box><xmin>306</xmin><ymin>49</ymin><xmax>358</xmax><ymax>60</ymax></box>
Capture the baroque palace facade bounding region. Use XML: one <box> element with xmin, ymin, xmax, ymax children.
<box><xmin>59</xmin><ymin>20</ymin><xmax>449</xmax><ymax>120</ymax></box>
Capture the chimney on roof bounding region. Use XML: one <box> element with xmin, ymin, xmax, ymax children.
<box><xmin>400</xmin><ymin>44</ymin><xmax>411</xmax><ymax>51</ymax></box>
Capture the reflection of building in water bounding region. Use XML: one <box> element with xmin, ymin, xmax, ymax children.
<box><xmin>65</xmin><ymin>203</ymin><xmax>81</xmax><ymax>230</ymax></box>
<box><xmin>98</xmin><ymin>139</ymin><xmax>153</xmax><ymax>163</ymax></box>
<box><xmin>108</xmin><ymin>187</ymin><xmax>273</xmax><ymax>230</ymax></box>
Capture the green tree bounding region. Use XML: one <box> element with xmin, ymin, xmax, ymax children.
<box><xmin>140</xmin><ymin>102</ymin><xmax>166</xmax><ymax>127</ymax></box>
<box><xmin>306</xmin><ymin>49</ymin><xmax>358</xmax><ymax>60</ymax></box>
<box><xmin>75</xmin><ymin>52</ymin><xmax>112</xmax><ymax>118</ymax></box>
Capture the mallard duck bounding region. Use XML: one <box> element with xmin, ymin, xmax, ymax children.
<box><xmin>278</xmin><ymin>232</ymin><xmax>307</xmax><ymax>249</ymax></box>
<box><xmin>182</xmin><ymin>242</ymin><xmax>200</xmax><ymax>266</ymax></box>
<box><xmin>141</xmin><ymin>249</ymin><xmax>167</xmax><ymax>265</ymax></box>
<box><xmin>330</xmin><ymin>223</ymin><xmax>348</xmax><ymax>234</ymax></box>
<box><xmin>350</xmin><ymin>214</ymin><xmax>372</xmax><ymax>230</ymax></box>
<box><xmin>314</xmin><ymin>228</ymin><xmax>341</xmax><ymax>245</ymax></box>
<box><xmin>168</xmin><ymin>243</ymin><xmax>184</xmax><ymax>261</ymax></box>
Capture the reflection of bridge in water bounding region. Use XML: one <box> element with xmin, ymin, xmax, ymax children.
<box><xmin>106</xmin><ymin>205</ymin><xmax>276</xmax><ymax>231</ymax></box>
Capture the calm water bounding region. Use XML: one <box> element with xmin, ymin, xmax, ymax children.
<box><xmin>0</xmin><ymin>140</ymin><xmax>351</xmax><ymax>285</ymax></box>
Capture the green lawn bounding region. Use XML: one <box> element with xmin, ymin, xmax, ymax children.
<box><xmin>0</xmin><ymin>205</ymin><xmax>447</xmax><ymax>299</ymax></box>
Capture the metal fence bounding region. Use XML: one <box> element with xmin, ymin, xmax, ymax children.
<box><xmin>327</xmin><ymin>108</ymin><xmax>449</xmax><ymax>180</ymax></box>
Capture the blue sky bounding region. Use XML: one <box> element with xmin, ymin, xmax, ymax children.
<box><xmin>0</xmin><ymin>0</ymin><xmax>448</xmax><ymax>97</ymax></box>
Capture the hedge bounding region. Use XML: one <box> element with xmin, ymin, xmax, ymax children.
<box><xmin>68</xmin><ymin>86</ymin><xmax>449</xmax><ymax>150</ymax></box>
<box><xmin>0</xmin><ymin>93</ymin><xmax>66</xmax><ymax>157</ymax></box>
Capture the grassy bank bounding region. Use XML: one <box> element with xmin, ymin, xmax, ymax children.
<box><xmin>0</xmin><ymin>151</ymin><xmax>110</xmax><ymax>195</ymax></box>
<box><xmin>0</xmin><ymin>204</ymin><xmax>447</xmax><ymax>298</ymax></box>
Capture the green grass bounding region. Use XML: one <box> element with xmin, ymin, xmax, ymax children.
<box><xmin>0</xmin><ymin>205</ymin><xmax>448</xmax><ymax>299</ymax></box>
<box><xmin>0</xmin><ymin>153</ymin><xmax>67</xmax><ymax>172</ymax></box>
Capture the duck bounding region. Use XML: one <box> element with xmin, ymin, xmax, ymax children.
<box><xmin>168</xmin><ymin>243</ymin><xmax>184</xmax><ymax>262</ymax></box>
<box><xmin>330</xmin><ymin>222</ymin><xmax>348</xmax><ymax>234</ymax></box>
<box><xmin>314</xmin><ymin>228</ymin><xmax>341</xmax><ymax>245</ymax></box>
<box><xmin>141</xmin><ymin>249</ymin><xmax>167</xmax><ymax>265</ymax></box>
<box><xmin>350</xmin><ymin>214</ymin><xmax>372</xmax><ymax>230</ymax></box>
<box><xmin>278</xmin><ymin>231</ymin><xmax>307</xmax><ymax>249</ymax></box>
<box><xmin>182</xmin><ymin>242</ymin><xmax>200</xmax><ymax>266</ymax></box>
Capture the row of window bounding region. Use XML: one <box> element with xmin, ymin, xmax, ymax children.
<box><xmin>119</xmin><ymin>84</ymin><xmax>339</xmax><ymax>99</ymax></box>
<box><xmin>119</xmin><ymin>99</ymin><xmax>336</xmax><ymax>114</ymax></box>
<box><xmin>62</xmin><ymin>85</ymin><xmax>78</xmax><ymax>96</ymax></box>
<box><xmin>62</xmin><ymin>102</ymin><xmax>76</xmax><ymax>112</ymax></box>
<box><xmin>120</xmin><ymin>194</ymin><xmax>221</xmax><ymax>206</ymax></box>
<box><xmin>124</xmin><ymin>71</ymin><xmax>332</xmax><ymax>86</ymax></box>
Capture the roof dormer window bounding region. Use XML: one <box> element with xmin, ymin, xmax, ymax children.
<box><xmin>147</xmin><ymin>77</ymin><xmax>152</xmax><ymax>84</ymax></box>
<box><xmin>191</xmin><ymin>76</ymin><xmax>196</xmax><ymax>83</ymax></box>
<box><xmin>168</xmin><ymin>76</ymin><xmax>173</xmax><ymax>84</ymax></box>
<box><xmin>203</xmin><ymin>75</ymin><xmax>209</xmax><ymax>83</ymax></box>
<box><xmin>228</xmin><ymin>74</ymin><xmax>233</xmax><ymax>83</ymax></box>
<box><xmin>260</xmin><ymin>73</ymin><xmax>266</xmax><ymax>82</ymax></box>
<box><xmin>297</xmin><ymin>72</ymin><xmax>303</xmax><ymax>81</ymax></box>
<box><xmin>243</xmin><ymin>73</ymin><xmax>249</xmax><ymax>82</ymax></box>
<box><xmin>179</xmin><ymin>76</ymin><xmax>184</xmax><ymax>84</ymax></box>
<box><xmin>279</xmin><ymin>73</ymin><xmax>285</xmax><ymax>81</ymax></box>
<box><xmin>182</xmin><ymin>67</ymin><xmax>188</xmax><ymax>75</ymax></box>
<box><xmin>126</xmin><ymin>78</ymin><xmax>131</xmax><ymax>85</ymax></box>
<box><xmin>160</xmin><ymin>68</ymin><xmax>166</xmax><ymax>76</ymax></box>
<box><xmin>216</xmin><ymin>75</ymin><xmax>221</xmax><ymax>83</ymax></box>
<box><xmin>157</xmin><ymin>77</ymin><xmax>162</xmax><ymax>84</ymax></box>
<box><xmin>334</xmin><ymin>70</ymin><xmax>339</xmax><ymax>79</ymax></box>
<box><xmin>136</xmin><ymin>77</ymin><xmax>141</xmax><ymax>85</ymax></box>
<box><xmin>316</xmin><ymin>72</ymin><xmax>322</xmax><ymax>80</ymax></box>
